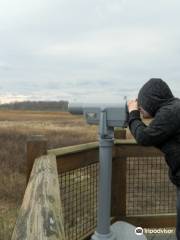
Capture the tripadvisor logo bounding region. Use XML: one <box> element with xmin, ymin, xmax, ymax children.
<box><xmin>135</xmin><ymin>227</ymin><xmax>143</xmax><ymax>235</ymax></box>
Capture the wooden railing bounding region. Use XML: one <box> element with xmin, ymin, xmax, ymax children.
<box><xmin>112</xmin><ymin>140</ymin><xmax>176</xmax><ymax>228</ymax></box>
<box><xmin>11</xmin><ymin>133</ymin><xmax>177</xmax><ymax>240</ymax></box>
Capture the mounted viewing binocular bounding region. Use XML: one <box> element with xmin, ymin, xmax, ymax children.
<box><xmin>68</xmin><ymin>101</ymin><xmax>146</xmax><ymax>240</ymax></box>
<box><xmin>68</xmin><ymin>102</ymin><xmax>129</xmax><ymax>128</ymax></box>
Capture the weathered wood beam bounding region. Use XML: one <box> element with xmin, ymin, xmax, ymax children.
<box><xmin>26</xmin><ymin>135</ymin><xmax>47</xmax><ymax>184</ymax></box>
<box><xmin>12</xmin><ymin>154</ymin><xmax>66</xmax><ymax>240</ymax></box>
<box><xmin>119</xmin><ymin>214</ymin><xmax>176</xmax><ymax>228</ymax></box>
<box><xmin>115</xmin><ymin>143</ymin><xmax>163</xmax><ymax>157</ymax></box>
<box><xmin>47</xmin><ymin>142</ymin><xmax>99</xmax><ymax>157</ymax></box>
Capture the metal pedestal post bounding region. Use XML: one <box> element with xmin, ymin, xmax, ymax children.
<box><xmin>91</xmin><ymin>110</ymin><xmax>116</xmax><ymax>240</ymax></box>
<box><xmin>91</xmin><ymin>138</ymin><xmax>116</xmax><ymax>240</ymax></box>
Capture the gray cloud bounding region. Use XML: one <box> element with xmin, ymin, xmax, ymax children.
<box><xmin>0</xmin><ymin>0</ymin><xmax>180</xmax><ymax>102</ymax></box>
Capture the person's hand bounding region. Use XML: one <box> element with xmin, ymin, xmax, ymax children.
<box><xmin>127</xmin><ymin>99</ymin><xmax>139</xmax><ymax>113</ymax></box>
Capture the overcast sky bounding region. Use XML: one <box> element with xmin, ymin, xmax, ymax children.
<box><xmin>0</xmin><ymin>0</ymin><xmax>180</xmax><ymax>103</ymax></box>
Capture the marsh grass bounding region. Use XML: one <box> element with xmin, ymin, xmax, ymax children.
<box><xmin>0</xmin><ymin>110</ymin><xmax>98</xmax><ymax>240</ymax></box>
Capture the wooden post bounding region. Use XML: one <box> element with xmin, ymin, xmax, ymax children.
<box><xmin>111</xmin><ymin>155</ymin><xmax>127</xmax><ymax>219</ymax></box>
<box><xmin>26</xmin><ymin>135</ymin><xmax>47</xmax><ymax>184</ymax></box>
<box><xmin>114</xmin><ymin>129</ymin><xmax>126</xmax><ymax>139</ymax></box>
<box><xmin>11</xmin><ymin>154</ymin><xmax>66</xmax><ymax>240</ymax></box>
<box><xmin>111</xmin><ymin>130</ymin><xmax>127</xmax><ymax>219</ymax></box>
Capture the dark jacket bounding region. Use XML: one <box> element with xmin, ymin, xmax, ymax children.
<box><xmin>128</xmin><ymin>78</ymin><xmax>180</xmax><ymax>186</ymax></box>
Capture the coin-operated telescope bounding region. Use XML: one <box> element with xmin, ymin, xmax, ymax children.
<box><xmin>68</xmin><ymin>102</ymin><xmax>129</xmax><ymax>135</ymax></box>
<box><xmin>68</xmin><ymin>102</ymin><xmax>147</xmax><ymax>240</ymax></box>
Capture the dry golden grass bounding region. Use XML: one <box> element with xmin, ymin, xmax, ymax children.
<box><xmin>0</xmin><ymin>110</ymin><xmax>98</xmax><ymax>240</ymax></box>
<box><xmin>0</xmin><ymin>110</ymin><xmax>152</xmax><ymax>239</ymax></box>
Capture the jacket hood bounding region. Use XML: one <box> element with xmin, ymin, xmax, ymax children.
<box><xmin>138</xmin><ymin>78</ymin><xmax>174</xmax><ymax>117</ymax></box>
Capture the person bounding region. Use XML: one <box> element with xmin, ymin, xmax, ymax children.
<box><xmin>127</xmin><ymin>78</ymin><xmax>180</xmax><ymax>240</ymax></box>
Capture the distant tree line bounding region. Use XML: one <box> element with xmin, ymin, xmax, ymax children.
<box><xmin>0</xmin><ymin>100</ymin><xmax>69</xmax><ymax>111</ymax></box>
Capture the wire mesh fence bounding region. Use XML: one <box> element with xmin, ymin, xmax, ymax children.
<box><xmin>126</xmin><ymin>156</ymin><xmax>177</xmax><ymax>215</ymax></box>
<box><xmin>59</xmin><ymin>162</ymin><xmax>99</xmax><ymax>240</ymax></box>
<box><xmin>58</xmin><ymin>150</ymin><xmax>177</xmax><ymax>240</ymax></box>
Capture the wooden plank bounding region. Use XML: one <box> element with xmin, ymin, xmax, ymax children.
<box><xmin>48</xmin><ymin>142</ymin><xmax>99</xmax><ymax>157</ymax></box>
<box><xmin>26</xmin><ymin>135</ymin><xmax>47</xmax><ymax>184</ymax></box>
<box><xmin>48</xmin><ymin>140</ymin><xmax>137</xmax><ymax>158</ymax></box>
<box><xmin>48</xmin><ymin>140</ymin><xmax>164</xmax><ymax>174</ymax></box>
<box><xmin>115</xmin><ymin>144</ymin><xmax>164</xmax><ymax>157</ymax></box>
<box><xmin>57</xmin><ymin>149</ymin><xmax>99</xmax><ymax>174</ymax></box>
<box><xmin>50</xmin><ymin>140</ymin><xmax>164</xmax><ymax>174</ymax></box>
<box><xmin>48</xmin><ymin>140</ymin><xmax>164</xmax><ymax>159</ymax></box>
<box><xmin>55</xmin><ymin>144</ymin><xmax>116</xmax><ymax>174</ymax></box>
<box><xmin>11</xmin><ymin>154</ymin><xmax>66</xmax><ymax>240</ymax></box>
<box><xmin>48</xmin><ymin>139</ymin><xmax>137</xmax><ymax>160</ymax></box>
<box><xmin>48</xmin><ymin>139</ymin><xmax>163</xmax><ymax>159</ymax></box>
<box><xmin>115</xmin><ymin>139</ymin><xmax>137</xmax><ymax>145</ymax></box>
<box><xmin>56</xmin><ymin>149</ymin><xmax>99</xmax><ymax>173</ymax></box>
<box><xmin>118</xmin><ymin>214</ymin><xmax>176</xmax><ymax>228</ymax></box>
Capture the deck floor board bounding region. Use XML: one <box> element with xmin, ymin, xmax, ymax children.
<box><xmin>146</xmin><ymin>233</ymin><xmax>176</xmax><ymax>240</ymax></box>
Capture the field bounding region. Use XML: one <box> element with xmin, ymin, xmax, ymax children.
<box><xmin>1</xmin><ymin>110</ymin><xmax>154</xmax><ymax>239</ymax></box>
<box><xmin>0</xmin><ymin>110</ymin><xmax>100</xmax><ymax>240</ymax></box>
<box><xmin>0</xmin><ymin>109</ymin><xmax>162</xmax><ymax>240</ymax></box>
